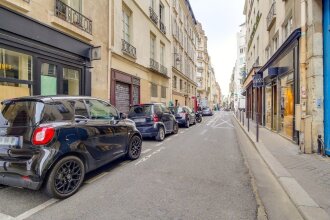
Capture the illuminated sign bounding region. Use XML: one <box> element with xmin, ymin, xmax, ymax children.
<box><xmin>0</xmin><ymin>64</ymin><xmax>13</xmax><ymax>71</ymax></box>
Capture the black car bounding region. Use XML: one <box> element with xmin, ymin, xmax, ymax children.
<box><xmin>0</xmin><ymin>96</ymin><xmax>142</xmax><ymax>199</ymax></box>
<box><xmin>128</xmin><ymin>103</ymin><xmax>178</xmax><ymax>141</ymax></box>
<box><xmin>173</xmin><ymin>106</ymin><xmax>196</xmax><ymax>128</ymax></box>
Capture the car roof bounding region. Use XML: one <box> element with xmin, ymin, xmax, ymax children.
<box><xmin>1</xmin><ymin>95</ymin><xmax>104</xmax><ymax>104</ymax></box>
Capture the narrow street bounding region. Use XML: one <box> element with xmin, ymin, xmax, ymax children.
<box><xmin>0</xmin><ymin>112</ymin><xmax>258</xmax><ymax>220</ymax></box>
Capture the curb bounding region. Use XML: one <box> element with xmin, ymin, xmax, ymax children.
<box><xmin>233</xmin><ymin>115</ymin><xmax>330</xmax><ymax>220</ymax></box>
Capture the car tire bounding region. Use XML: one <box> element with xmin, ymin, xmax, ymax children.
<box><xmin>172</xmin><ymin>123</ymin><xmax>179</xmax><ymax>134</ymax></box>
<box><xmin>155</xmin><ymin>126</ymin><xmax>165</xmax><ymax>141</ymax></box>
<box><xmin>45</xmin><ymin>156</ymin><xmax>85</xmax><ymax>199</ymax></box>
<box><xmin>127</xmin><ymin>135</ymin><xmax>142</xmax><ymax>160</ymax></box>
<box><xmin>185</xmin><ymin>119</ymin><xmax>190</xmax><ymax>128</ymax></box>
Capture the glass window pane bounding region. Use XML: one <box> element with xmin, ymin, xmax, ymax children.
<box><xmin>85</xmin><ymin>99</ymin><xmax>118</xmax><ymax>119</ymax></box>
<box><xmin>63</xmin><ymin>67</ymin><xmax>80</xmax><ymax>95</ymax></box>
<box><xmin>41</xmin><ymin>63</ymin><xmax>57</xmax><ymax>96</ymax></box>
<box><xmin>0</xmin><ymin>48</ymin><xmax>32</xmax><ymax>81</ymax></box>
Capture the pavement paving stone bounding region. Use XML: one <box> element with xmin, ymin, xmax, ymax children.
<box><xmin>237</xmin><ymin>112</ymin><xmax>330</xmax><ymax>217</ymax></box>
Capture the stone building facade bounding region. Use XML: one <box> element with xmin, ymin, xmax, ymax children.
<box><xmin>243</xmin><ymin>0</ymin><xmax>323</xmax><ymax>153</ymax></box>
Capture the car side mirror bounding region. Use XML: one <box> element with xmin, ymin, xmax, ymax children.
<box><xmin>120</xmin><ymin>112</ymin><xmax>127</xmax><ymax>119</ymax></box>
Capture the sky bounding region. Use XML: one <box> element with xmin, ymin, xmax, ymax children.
<box><xmin>189</xmin><ymin>0</ymin><xmax>245</xmax><ymax>96</ymax></box>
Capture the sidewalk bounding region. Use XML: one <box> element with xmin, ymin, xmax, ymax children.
<box><xmin>234</xmin><ymin>111</ymin><xmax>330</xmax><ymax>220</ymax></box>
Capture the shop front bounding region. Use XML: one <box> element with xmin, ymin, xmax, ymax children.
<box><xmin>261</xmin><ymin>29</ymin><xmax>301</xmax><ymax>142</ymax></box>
<box><xmin>0</xmin><ymin>7</ymin><xmax>92</xmax><ymax>103</ymax></box>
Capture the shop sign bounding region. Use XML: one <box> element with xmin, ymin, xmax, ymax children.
<box><xmin>0</xmin><ymin>63</ymin><xmax>13</xmax><ymax>71</ymax></box>
<box><xmin>253</xmin><ymin>74</ymin><xmax>264</xmax><ymax>88</ymax></box>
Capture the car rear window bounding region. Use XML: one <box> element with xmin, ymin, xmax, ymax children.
<box><xmin>0</xmin><ymin>101</ymin><xmax>44</xmax><ymax>127</ymax></box>
<box><xmin>128</xmin><ymin>105</ymin><xmax>152</xmax><ymax>117</ymax></box>
<box><xmin>0</xmin><ymin>100</ymin><xmax>75</xmax><ymax>128</ymax></box>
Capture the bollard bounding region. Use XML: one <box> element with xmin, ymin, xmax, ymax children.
<box><xmin>248</xmin><ymin>112</ymin><xmax>250</xmax><ymax>132</ymax></box>
<box><xmin>242</xmin><ymin>111</ymin><xmax>245</xmax><ymax>126</ymax></box>
<box><xmin>256</xmin><ymin>113</ymin><xmax>259</xmax><ymax>142</ymax></box>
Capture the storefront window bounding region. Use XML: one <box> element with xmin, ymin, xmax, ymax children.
<box><xmin>280</xmin><ymin>73</ymin><xmax>294</xmax><ymax>139</ymax></box>
<box><xmin>265</xmin><ymin>84</ymin><xmax>272</xmax><ymax>129</ymax></box>
<box><xmin>41</xmin><ymin>63</ymin><xmax>57</xmax><ymax>95</ymax></box>
<box><xmin>0</xmin><ymin>48</ymin><xmax>33</xmax><ymax>102</ymax></box>
<box><xmin>63</xmin><ymin>68</ymin><xmax>80</xmax><ymax>95</ymax></box>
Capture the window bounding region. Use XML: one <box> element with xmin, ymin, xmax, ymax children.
<box><xmin>85</xmin><ymin>99</ymin><xmax>118</xmax><ymax>120</ymax></box>
<box><xmin>273</xmin><ymin>35</ymin><xmax>279</xmax><ymax>52</ymax></box>
<box><xmin>63</xmin><ymin>68</ymin><xmax>80</xmax><ymax>95</ymax></box>
<box><xmin>160</xmin><ymin>43</ymin><xmax>165</xmax><ymax>66</ymax></box>
<box><xmin>159</xmin><ymin>2</ymin><xmax>165</xmax><ymax>23</ymax></box>
<box><xmin>150</xmin><ymin>34</ymin><xmax>156</xmax><ymax>59</ymax></box>
<box><xmin>41</xmin><ymin>63</ymin><xmax>57</xmax><ymax>96</ymax></box>
<box><xmin>74</xmin><ymin>100</ymin><xmax>89</xmax><ymax>118</ymax></box>
<box><xmin>161</xmin><ymin>86</ymin><xmax>166</xmax><ymax>98</ymax></box>
<box><xmin>179</xmin><ymin>79</ymin><xmax>182</xmax><ymax>90</ymax></box>
<box><xmin>62</xmin><ymin>0</ymin><xmax>82</xmax><ymax>12</ymax></box>
<box><xmin>150</xmin><ymin>0</ymin><xmax>156</xmax><ymax>10</ymax></box>
<box><xmin>284</xmin><ymin>16</ymin><xmax>293</xmax><ymax>39</ymax></box>
<box><xmin>122</xmin><ymin>8</ymin><xmax>131</xmax><ymax>42</ymax></box>
<box><xmin>151</xmin><ymin>83</ymin><xmax>158</xmax><ymax>97</ymax></box>
<box><xmin>173</xmin><ymin>76</ymin><xmax>177</xmax><ymax>89</ymax></box>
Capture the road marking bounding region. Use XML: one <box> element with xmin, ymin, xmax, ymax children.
<box><xmin>135</xmin><ymin>147</ymin><xmax>165</xmax><ymax>166</ymax></box>
<box><xmin>156</xmin><ymin>142</ymin><xmax>163</xmax><ymax>147</ymax></box>
<box><xmin>180</xmin><ymin>131</ymin><xmax>185</xmax><ymax>134</ymax></box>
<box><xmin>142</xmin><ymin>148</ymin><xmax>152</xmax><ymax>154</ymax></box>
<box><xmin>173</xmin><ymin>134</ymin><xmax>179</xmax><ymax>137</ymax></box>
<box><xmin>85</xmin><ymin>172</ymin><xmax>109</xmax><ymax>184</ymax></box>
<box><xmin>15</xmin><ymin>199</ymin><xmax>58</xmax><ymax>220</ymax></box>
<box><xmin>165</xmin><ymin>137</ymin><xmax>172</xmax><ymax>141</ymax></box>
<box><xmin>200</xmin><ymin>129</ymin><xmax>207</xmax><ymax>135</ymax></box>
<box><xmin>0</xmin><ymin>213</ymin><xmax>14</xmax><ymax>220</ymax></box>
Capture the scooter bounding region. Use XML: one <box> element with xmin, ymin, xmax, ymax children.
<box><xmin>195</xmin><ymin>111</ymin><xmax>203</xmax><ymax>123</ymax></box>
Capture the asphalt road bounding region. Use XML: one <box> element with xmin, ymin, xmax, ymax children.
<box><xmin>0</xmin><ymin>112</ymin><xmax>257</xmax><ymax>220</ymax></box>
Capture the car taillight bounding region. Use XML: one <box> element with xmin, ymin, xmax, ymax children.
<box><xmin>32</xmin><ymin>127</ymin><xmax>55</xmax><ymax>145</ymax></box>
<box><xmin>153</xmin><ymin>114</ymin><xmax>159</xmax><ymax>122</ymax></box>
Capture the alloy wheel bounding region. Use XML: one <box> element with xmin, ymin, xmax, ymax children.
<box><xmin>54</xmin><ymin>160</ymin><xmax>82</xmax><ymax>195</ymax></box>
<box><xmin>130</xmin><ymin>136</ymin><xmax>142</xmax><ymax>158</ymax></box>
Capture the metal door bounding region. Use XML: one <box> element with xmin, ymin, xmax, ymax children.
<box><xmin>115</xmin><ymin>82</ymin><xmax>130</xmax><ymax>113</ymax></box>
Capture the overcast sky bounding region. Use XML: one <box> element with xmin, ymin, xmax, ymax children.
<box><xmin>189</xmin><ymin>0</ymin><xmax>245</xmax><ymax>96</ymax></box>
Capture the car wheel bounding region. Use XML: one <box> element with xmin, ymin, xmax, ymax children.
<box><xmin>45</xmin><ymin>156</ymin><xmax>85</xmax><ymax>199</ymax></box>
<box><xmin>185</xmin><ymin>119</ymin><xmax>190</xmax><ymax>128</ymax></box>
<box><xmin>173</xmin><ymin>123</ymin><xmax>179</xmax><ymax>134</ymax></box>
<box><xmin>127</xmin><ymin>135</ymin><xmax>142</xmax><ymax>160</ymax></box>
<box><xmin>155</xmin><ymin>126</ymin><xmax>165</xmax><ymax>141</ymax></box>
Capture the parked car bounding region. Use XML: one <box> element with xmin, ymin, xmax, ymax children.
<box><xmin>202</xmin><ymin>107</ymin><xmax>213</xmax><ymax>116</ymax></box>
<box><xmin>128</xmin><ymin>103</ymin><xmax>178</xmax><ymax>141</ymax></box>
<box><xmin>173</xmin><ymin>106</ymin><xmax>196</xmax><ymax>128</ymax></box>
<box><xmin>0</xmin><ymin>96</ymin><xmax>142</xmax><ymax>199</ymax></box>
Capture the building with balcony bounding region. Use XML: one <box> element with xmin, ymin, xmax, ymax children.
<box><xmin>110</xmin><ymin>0</ymin><xmax>171</xmax><ymax>112</ymax></box>
<box><xmin>170</xmin><ymin>0</ymin><xmax>198</xmax><ymax>108</ymax></box>
<box><xmin>243</xmin><ymin>0</ymin><xmax>323</xmax><ymax>154</ymax></box>
<box><xmin>195</xmin><ymin>22</ymin><xmax>210</xmax><ymax>107</ymax></box>
<box><xmin>0</xmin><ymin>0</ymin><xmax>110</xmax><ymax>102</ymax></box>
<box><xmin>233</xmin><ymin>23</ymin><xmax>246</xmax><ymax>112</ymax></box>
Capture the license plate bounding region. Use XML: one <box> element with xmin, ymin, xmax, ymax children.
<box><xmin>0</xmin><ymin>136</ymin><xmax>19</xmax><ymax>146</ymax></box>
<box><xmin>134</xmin><ymin>118</ymin><xmax>146</xmax><ymax>123</ymax></box>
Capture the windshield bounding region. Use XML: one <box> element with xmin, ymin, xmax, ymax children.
<box><xmin>128</xmin><ymin>105</ymin><xmax>152</xmax><ymax>117</ymax></box>
<box><xmin>0</xmin><ymin>101</ymin><xmax>44</xmax><ymax>127</ymax></box>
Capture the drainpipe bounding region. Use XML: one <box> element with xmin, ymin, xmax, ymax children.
<box><xmin>299</xmin><ymin>0</ymin><xmax>312</xmax><ymax>153</ymax></box>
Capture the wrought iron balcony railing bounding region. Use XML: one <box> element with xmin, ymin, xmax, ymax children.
<box><xmin>150</xmin><ymin>58</ymin><xmax>159</xmax><ymax>72</ymax></box>
<box><xmin>266</xmin><ymin>2</ymin><xmax>276</xmax><ymax>31</ymax></box>
<box><xmin>149</xmin><ymin>7</ymin><xmax>158</xmax><ymax>25</ymax></box>
<box><xmin>55</xmin><ymin>0</ymin><xmax>92</xmax><ymax>34</ymax></box>
<box><xmin>122</xmin><ymin>39</ymin><xmax>136</xmax><ymax>59</ymax></box>
<box><xmin>159</xmin><ymin>64</ymin><xmax>167</xmax><ymax>75</ymax></box>
<box><xmin>160</xmin><ymin>21</ymin><xmax>166</xmax><ymax>35</ymax></box>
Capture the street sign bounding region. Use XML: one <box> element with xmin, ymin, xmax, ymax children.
<box><xmin>253</xmin><ymin>73</ymin><xmax>264</xmax><ymax>88</ymax></box>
